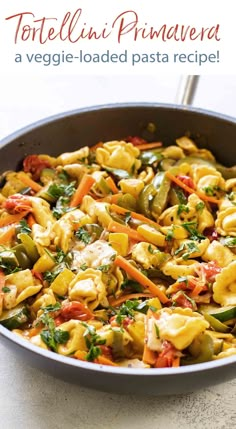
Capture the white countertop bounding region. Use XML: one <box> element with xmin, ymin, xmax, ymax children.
<box><xmin>0</xmin><ymin>75</ymin><xmax>236</xmax><ymax>428</ymax></box>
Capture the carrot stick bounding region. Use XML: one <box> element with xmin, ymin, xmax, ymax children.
<box><xmin>28</xmin><ymin>326</ymin><xmax>42</xmax><ymax>338</ymax></box>
<box><xmin>97</xmin><ymin>193</ymin><xmax>122</xmax><ymax>203</ymax></box>
<box><xmin>0</xmin><ymin>211</ymin><xmax>29</xmax><ymax>228</ymax></box>
<box><xmin>165</xmin><ymin>171</ymin><xmax>220</xmax><ymax>204</ymax></box>
<box><xmin>18</xmin><ymin>172</ymin><xmax>43</xmax><ymax>192</ymax></box>
<box><xmin>105</xmin><ymin>176</ymin><xmax>119</xmax><ymax>194</ymax></box>
<box><xmin>172</xmin><ymin>356</ymin><xmax>180</xmax><ymax>367</ymax></box>
<box><xmin>137</xmin><ymin>142</ymin><xmax>163</xmax><ymax>150</ymax></box>
<box><xmin>110</xmin><ymin>204</ymin><xmax>160</xmax><ymax>227</ymax></box>
<box><xmin>96</xmin><ymin>356</ymin><xmax>117</xmax><ymax>366</ymax></box>
<box><xmin>107</xmin><ymin>221</ymin><xmax>146</xmax><ymax>242</ymax></box>
<box><xmin>0</xmin><ymin>225</ymin><xmax>15</xmax><ymax>244</ymax></box>
<box><xmin>74</xmin><ymin>350</ymin><xmax>87</xmax><ymax>361</ymax></box>
<box><xmin>189</xmin><ymin>282</ymin><xmax>205</xmax><ymax>298</ymax></box>
<box><xmin>109</xmin><ymin>293</ymin><xmax>152</xmax><ymax>307</ymax></box>
<box><xmin>27</xmin><ymin>214</ymin><xmax>37</xmax><ymax>228</ymax></box>
<box><xmin>70</xmin><ymin>174</ymin><xmax>96</xmax><ymax>207</ymax></box>
<box><xmin>114</xmin><ymin>256</ymin><xmax>169</xmax><ymax>304</ymax></box>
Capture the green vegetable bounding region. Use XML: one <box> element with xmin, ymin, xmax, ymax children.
<box><xmin>152</xmin><ymin>172</ymin><xmax>171</xmax><ymax>216</ymax></box>
<box><xmin>18</xmin><ymin>219</ymin><xmax>31</xmax><ymax>235</ymax></box>
<box><xmin>177</xmin><ymin>204</ymin><xmax>189</xmax><ymax>216</ymax></box>
<box><xmin>0</xmin><ymin>304</ymin><xmax>29</xmax><ymax>330</ymax></box>
<box><xmin>2</xmin><ymin>286</ymin><xmax>11</xmax><ymax>293</ymax></box>
<box><xmin>196</xmin><ymin>202</ymin><xmax>205</xmax><ymax>213</ymax></box>
<box><xmin>13</xmin><ymin>244</ymin><xmax>32</xmax><ymax>269</ymax></box>
<box><xmin>181</xmin><ymin>221</ymin><xmax>205</xmax><ymax>241</ymax></box>
<box><xmin>82</xmin><ymin>323</ymin><xmax>106</xmax><ymax>361</ymax></box>
<box><xmin>174</xmin><ymin>241</ymin><xmax>200</xmax><ymax>260</ymax></box>
<box><xmin>117</xmin><ymin>193</ymin><xmax>137</xmax><ymax>211</ymax></box>
<box><xmin>18</xmin><ymin>233</ymin><xmax>40</xmax><ymax>263</ymax></box>
<box><xmin>75</xmin><ymin>227</ymin><xmax>91</xmax><ymax>244</ymax></box>
<box><xmin>202</xmin><ymin>313</ymin><xmax>230</xmax><ymax>333</ymax></box>
<box><xmin>39</xmin><ymin>304</ymin><xmax>69</xmax><ymax>352</ymax></box>
<box><xmin>121</xmin><ymin>278</ymin><xmax>143</xmax><ymax>293</ymax></box>
<box><xmin>182</xmin><ymin>333</ymin><xmax>214</xmax><ymax>365</ymax></box>
<box><xmin>202</xmin><ymin>305</ymin><xmax>236</xmax><ymax>323</ymax></box>
<box><xmin>0</xmin><ymin>250</ymin><xmax>18</xmax><ymax>270</ymax></box>
<box><xmin>98</xmin><ymin>177</ymin><xmax>112</xmax><ymax>195</ymax></box>
<box><xmin>104</xmin><ymin>167</ymin><xmax>130</xmax><ymax>180</ymax></box>
<box><xmin>222</xmin><ymin>237</ymin><xmax>236</xmax><ymax>248</ymax></box>
<box><xmin>138</xmin><ymin>184</ymin><xmax>156</xmax><ymax>218</ymax></box>
<box><xmin>139</xmin><ymin>150</ymin><xmax>163</xmax><ymax>165</ymax></box>
<box><xmin>159</xmin><ymin>158</ymin><xmax>176</xmax><ymax>171</ymax></box>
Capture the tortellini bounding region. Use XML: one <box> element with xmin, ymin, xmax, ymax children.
<box><xmin>131</xmin><ymin>242</ymin><xmax>168</xmax><ymax>269</ymax></box>
<box><xmin>56</xmin><ymin>146</ymin><xmax>89</xmax><ymax>166</ymax></box>
<box><xmin>68</xmin><ymin>268</ymin><xmax>109</xmax><ymax>310</ymax></box>
<box><xmin>213</xmin><ymin>261</ymin><xmax>236</xmax><ymax>306</ymax></box>
<box><xmin>216</xmin><ymin>206</ymin><xmax>236</xmax><ymax>237</ymax></box>
<box><xmin>4</xmin><ymin>270</ymin><xmax>42</xmax><ymax>309</ymax></box>
<box><xmin>30</xmin><ymin>197</ymin><xmax>55</xmax><ymax>228</ymax></box>
<box><xmin>81</xmin><ymin>196</ymin><xmax>112</xmax><ymax>228</ymax></box>
<box><xmin>161</xmin><ymin>258</ymin><xmax>199</xmax><ymax>280</ymax></box>
<box><xmin>96</xmin><ymin>141</ymin><xmax>141</xmax><ymax>173</ymax></box>
<box><xmin>202</xmin><ymin>241</ymin><xmax>236</xmax><ymax>267</ymax></box>
<box><xmin>149</xmin><ymin>307</ymin><xmax>209</xmax><ymax>350</ymax></box>
<box><xmin>71</xmin><ymin>240</ymin><xmax>116</xmax><ymax>271</ymax></box>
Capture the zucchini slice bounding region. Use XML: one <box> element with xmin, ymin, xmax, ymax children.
<box><xmin>199</xmin><ymin>305</ymin><xmax>236</xmax><ymax>323</ymax></box>
<box><xmin>0</xmin><ymin>304</ymin><xmax>29</xmax><ymax>330</ymax></box>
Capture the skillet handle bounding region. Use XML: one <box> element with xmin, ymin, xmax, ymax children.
<box><xmin>176</xmin><ymin>75</ymin><xmax>200</xmax><ymax>106</ymax></box>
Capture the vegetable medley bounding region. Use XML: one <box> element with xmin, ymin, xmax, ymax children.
<box><xmin>0</xmin><ymin>134</ymin><xmax>236</xmax><ymax>369</ymax></box>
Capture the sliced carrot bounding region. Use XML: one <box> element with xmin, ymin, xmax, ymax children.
<box><xmin>0</xmin><ymin>225</ymin><xmax>15</xmax><ymax>244</ymax></box>
<box><xmin>90</xmin><ymin>142</ymin><xmax>103</xmax><ymax>151</ymax></box>
<box><xmin>114</xmin><ymin>256</ymin><xmax>169</xmax><ymax>304</ymax></box>
<box><xmin>110</xmin><ymin>204</ymin><xmax>160</xmax><ymax>227</ymax></box>
<box><xmin>137</xmin><ymin>142</ymin><xmax>163</xmax><ymax>151</ymax></box>
<box><xmin>18</xmin><ymin>172</ymin><xmax>43</xmax><ymax>192</ymax></box>
<box><xmin>108</xmin><ymin>293</ymin><xmax>152</xmax><ymax>307</ymax></box>
<box><xmin>70</xmin><ymin>174</ymin><xmax>96</xmax><ymax>207</ymax></box>
<box><xmin>165</xmin><ymin>171</ymin><xmax>220</xmax><ymax>204</ymax></box>
<box><xmin>96</xmin><ymin>355</ymin><xmax>117</xmax><ymax>366</ymax></box>
<box><xmin>97</xmin><ymin>193</ymin><xmax>122</xmax><ymax>203</ymax></box>
<box><xmin>74</xmin><ymin>350</ymin><xmax>87</xmax><ymax>361</ymax></box>
<box><xmin>105</xmin><ymin>176</ymin><xmax>119</xmax><ymax>194</ymax></box>
<box><xmin>28</xmin><ymin>326</ymin><xmax>42</xmax><ymax>338</ymax></box>
<box><xmin>172</xmin><ymin>356</ymin><xmax>180</xmax><ymax>367</ymax></box>
<box><xmin>0</xmin><ymin>211</ymin><xmax>29</xmax><ymax>228</ymax></box>
<box><xmin>189</xmin><ymin>282</ymin><xmax>206</xmax><ymax>298</ymax></box>
<box><xmin>107</xmin><ymin>220</ymin><xmax>146</xmax><ymax>242</ymax></box>
<box><xmin>27</xmin><ymin>214</ymin><xmax>37</xmax><ymax>228</ymax></box>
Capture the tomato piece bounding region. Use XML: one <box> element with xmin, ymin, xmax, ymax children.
<box><xmin>99</xmin><ymin>345</ymin><xmax>113</xmax><ymax>360</ymax></box>
<box><xmin>31</xmin><ymin>270</ymin><xmax>44</xmax><ymax>283</ymax></box>
<box><xmin>60</xmin><ymin>301</ymin><xmax>94</xmax><ymax>321</ymax></box>
<box><xmin>23</xmin><ymin>155</ymin><xmax>51</xmax><ymax>181</ymax></box>
<box><xmin>176</xmin><ymin>175</ymin><xmax>195</xmax><ymax>190</ymax></box>
<box><xmin>3</xmin><ymin>194</ymin><xmax>32</xmax><ymax>214</ymax></box>
<box><xmin>155</xmin><ymin>341</ymin><xmax>177</xmax><ymax>368</ymax></box>
<box><xmin>173</xmin><ymin>291</ymin><xmax>194</xmax><ymax>309</ymax></box>
<box><xmin>125</xmin><ymin>136</ymin><xmax>147</xmax><ymax>146</ymax></box>
<box><xmin>201</xmin><ymin>261</ymin><xmax>221</xmax><ymax>283</ymax></box>
<box><xmin>204</xmin><ymin>227</ymin><xmax>218</xmax><ymax>242</ymax></box>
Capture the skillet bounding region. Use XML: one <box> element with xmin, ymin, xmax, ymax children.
<box><xmin>0</xmin><ymin>82</ymin><xmax>236</xmax><ymax>395</ymax></box>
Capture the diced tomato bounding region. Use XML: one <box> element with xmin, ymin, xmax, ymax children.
<box><xmin>3</xmin><ymin>194</ymin><xmax>32</xmax><ymax>214</ymax></box>
<box><xmin>54</xmin><ymin>316</ymin><xmax>64</xmax><ymax>326</ymax></box>
<box><xmin>23</xmin><ymin>155</ymin><xmax>51</xmax><ymax>181</ymax></box>
<box><xmin>99</xmin><ymin>345</ymin><xmax>113</xmax><ymax>360</ymax></box>
<box><xmin>125</xmin><ymin>136</ymin><xmax>147</xmax><ymax>146</ymax></box>
<box><xmin>201</xmin><ymin>261</ymin><xmax>221</xmax><ymax>283</ymax></box>
<box><xmin>204</xmin><ymin>227</ymin><xmax>218</xmax><ymax>242</ymax></box>
<box><xmin>176</xmin><ymin>175</ymin><xmax>195</xmax><ymax>190</ymax></box>
<box><xmin>59</xmin><ymin>301</ymin><xmax>94</xmax><ymax>322</ymax></box>
<box><xmin>154</xmin><ymin>340</ymin><xmax>177</xmax><ymax>368</ymax></box>
<box><xmin>31</xmin><ymin>270</ymin><xmax>44</xmax><ymax>283</ymax></box>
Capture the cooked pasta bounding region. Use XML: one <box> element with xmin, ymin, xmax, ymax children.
<box><xmin>0</xmin><ymin>135</ymin><xmax>236</xmax><ymax>368</ymax></box>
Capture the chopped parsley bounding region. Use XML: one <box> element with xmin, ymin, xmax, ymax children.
<box><xmin>75</xmin><ymin>227</ymin><xmax>91</xmax><ymax>244</ymax></box>
<box><xmin>154</xmin><ymin>324</ymin><xmax>160</xmax><ymax>338</ymax></box>
<box><xmin>18</xmin><ymin>219</ymin><xmax>31</xmax><ymax>234</ymax></box>
<box><xmin>181</xmin><ymin>221</ymin><xmax>205</xmax><ymax>241</ymax></box>
<box><xmin>96</xmin><ymin>264</ymin><xmax>111</xmax><ymax>273</ymax></box>
<box><xmin>124</xmin><ymin>211</ymin><xmax>132</xmax><ymax>224</ymax></box>
<box><xmin>196</xmin><ymin>202</ymin><xmax>205</xmax><ymax>213</ymax></box>
<box><xmin>175</xmin><ymin>188</ymin><xmax>187</xmax><ymax>204</ymax></box>
<box><xmin>165</xmin><ymin>228</ymin><xmax>174</xmax><ymax>241</ymax></box>
<box><xmin>121</xmin><ymin>278</ymin><xmax>143</xmax><ymax>293</ymax></box>
<box><xmin>148</xmin><ymin>244</ymin><xmax>158</xmax><ymax>254</ymax></box>
<box><xmin>82</xmin><ymin>323</ymin><xmax>106</xmax><ymax>362</ymax></box>
<box><xmin>175</xmin><ymin>241</ymin><xmax>200</xmax><ymax>260</ymax></box>
<box><xmin>2</xmin><ymin>286</ymin><xmax>11</xmax><ymax>293</ymax></box>
<box><xmin>39</xmin><ymin>303</ymin><xmax>69</xmax><ymax>352</ymax></box>
<box><xmin>177</xmin><ymin>204</ymin><xmax>189</xmax><ymax>217</ymax></box>
<box><xmin>202</xmin><ymin>186</ymin><xmax>214</xmax><ymax>196</ymax></box>
<box><xmin>47</xmin><ymin>182</ymin><xmax>76</xmax><ymax>200</ymax></box>
<box><xmin>223</xmin><ymin>237</ymin><xmax>236</xmax><ymax>248</ymax></box>
<box><xmin>80</xmin><ymin>263</ymin><xmax>88</xmax><ymax>271</ymax></box>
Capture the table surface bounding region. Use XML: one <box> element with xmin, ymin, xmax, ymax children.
<box><xmin>0</xmin><ymin>75</ymin><xmax>236</xmax><ymax>429</ymax></box>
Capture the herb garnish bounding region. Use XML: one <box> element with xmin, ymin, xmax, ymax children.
<box><xmin>196</xmin><ymin>202</ymin><xmax>205</xmax><ymax>213</ymax></box>
<box><xmin>175</xmin><ymin>241</ymin><xmax>200</xmax><ymax>260</ymax></box>
<box><xmin>39</xmin><ymin>303</ymin><xmax>69</xmax><ymax>352</ymax></box>
<box><xmin>177</xmin><ymin>204</ymin><xmax>189</xmax><ymax>217</ymax></box>
<box><xmin>75</xmin><ymin>227</ymin><xmax>91</xmax><ymax>244</ymax></box>
<box><xmin>181</xmin><ymin>221</ymin><xmax>205</xmax><ymax>241</ymax></box>
<box><xmin>18</xmin><ymin>219</ymin><xmax>31</xmax><ymax>234</ymax></box>
<box><xmin>47</xmin><ymin>182</ymin><xmax>76</xmax><ymax>200</ymax></box>
<box><xmin>82</xmin><ymin>323</ymin><xmax>106</xmax><ymax>361</ymax></box>
<box><xmin>2</xmin><ymin>286</ymin><xmax>11</xmax><ymax>293</ymax></box>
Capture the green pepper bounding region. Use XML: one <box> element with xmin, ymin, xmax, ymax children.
<box><xmin>13</xmin><ymin>244</ymin><xmax>32</xmax><ymax>269</ymax></box>
<box><xmin>104</xmin><ymin>167</ymin><xmax>130</xmax><ymax>180</ymax></box>
<box><xmin>159</xmin><ymin>158</ymin><xmax>176</xmax><ymax>171</ymax></box>
<box><xmin>98</xmin><ymin>177</ymin><xmax>112</xmax><ymax>195</ymax></box>
<box><xmin>139</xmin><ymin>150</ymin><xmax>163</xmax><ymax>166</ymax></box>
<box><xmin>18</xmin><ymin>233</ymin><xmax>40</xmax><ymax>263</ymax></box>
<box><xmin>181</xmin><ymin>333</ymin><xmax>214</xmax><ymax>365</ymax></box>
<box><xmin>138</xmin><ymin>184</ymin><xmax>157</xmax><ymax>218</ymax></box>
<box><xmin>151</xmin><ymin>172</ymin><xmax>171</xmax><ymax>216</ymax></box>
<box><xmin>0</xmin><ymin>250</ymin><xmax>18</xmax><ymax>268</ymax></box>
<box><xmin>202</xmin><ymin>313</ymin><xmax>230</xmax><ymax>333</ymax></box>
<box><xmin>117</xmin><ymin>193</ymin><xmax>137</xmax><ymax>211</ymax></box>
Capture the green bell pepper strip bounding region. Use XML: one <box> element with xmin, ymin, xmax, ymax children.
<box><xmin>138</xmin><ymin>184</ymin><xmax>157</xmax><ymax>218</ymax></box>
<box><xmin>117</xmin><ymin>193</ymin><xmax>137</xmax><ymax>211</ymax></box>
<box><xmin>18</xmin><ymin>233</ymin><xmax>40</xmax><ymax>263</ymax></box>
<box><xmin>181</xmin><ymin>333</ymin><xmax>214</xmax><ymax>365</ymax></box>
<box><xmin>13</xmin><ymin>244</ymin><xmax>32</xmax><ymax>269</ymax></box>
<box><xmin>151</xmin><ymin>172</ymin><xmax>171</xmax><ymax>216</ymax></box>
